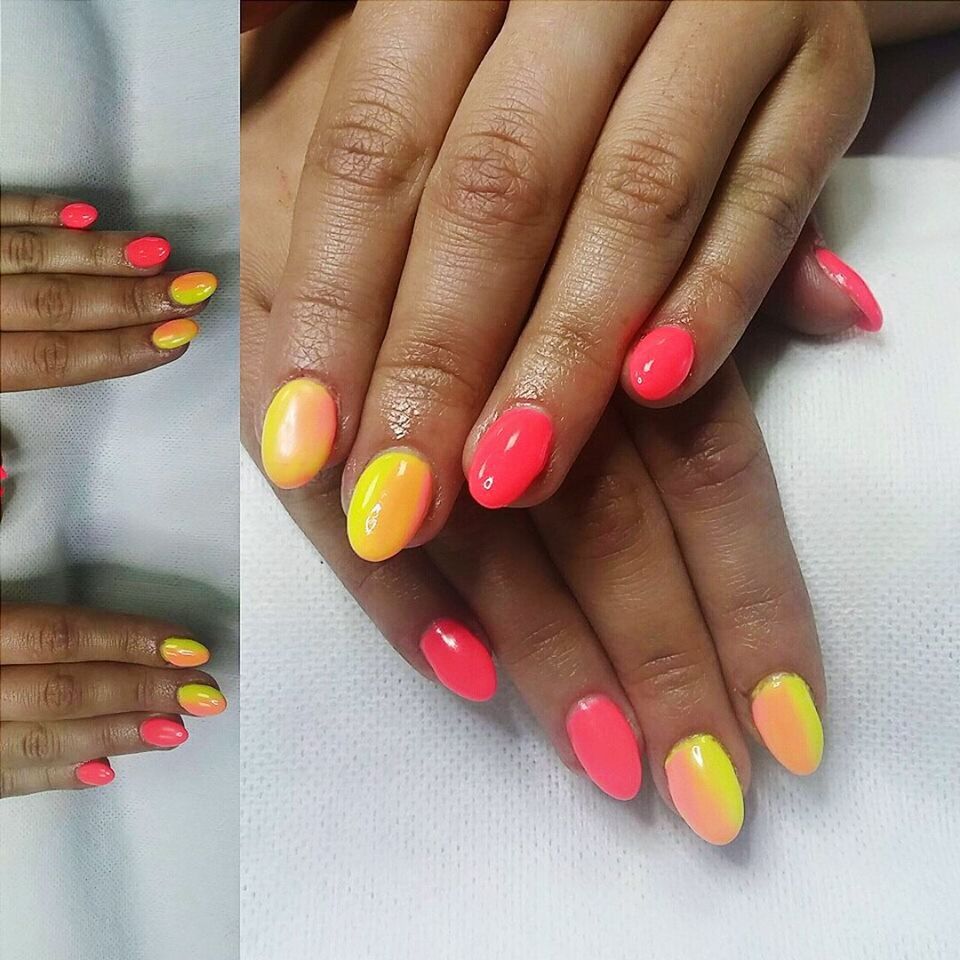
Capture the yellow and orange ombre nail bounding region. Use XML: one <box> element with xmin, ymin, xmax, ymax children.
<box><xmin>177</xmin><ymin>683</ymin><xmax>227</xmax><ymax>717</ymax></box>
<box><xmin>169</xmin><ymin>271</ymin><xmax>218</xmax><ymax>306</ymax></box>
<box><xmin>665</xmin><ymin>734</ymin><xmax>744</xmax><ymax>845</ymax></box>
<box><xmin>347</xmin><ymin>451</ymin><xmax>432</xmax><ymax>562</ymax></box>
<box><xmin>261</xmin><ymin>379</ymin><xmax>337</xmax><ymax>489</ymax></box>
<box><xmin>152</xmin><ymin>318</ymin><xmax>199</xmax><ymax>350</ymax></box>
<box><xmin>751</xmin><ymin>673</ymin><xmax>824</xmax><ymax>776</ymax></box>
<box><xmin>159</xmin><ymin>637</ymin><xmax>210</xmax><ymax>668</ymax></box>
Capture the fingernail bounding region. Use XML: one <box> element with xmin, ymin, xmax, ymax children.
<box><xmin>814</xmin><ymin>248</ymin><xmax>883</xmax><ymax>332</ymax></box>
<box><xmin>751</xmin><ymin>672</ymin><xmax>823</xmax><ymax>776</ymax></box>
<box><xmin>419</xmin><ymin>619</ymin><xmax>497</xmax><ymax>702</ymax></box>
<box><xmin>140</xmin><ymin>717</ymin><xmax>189</xmax><ymax>748</ymax></box>
<box><xmin>159</xmin><ymin>637</ymin><xmax>210</xmax><ymax>667</ymax></box>
<box><xmin>347</xmin><ymin>451</ymin><xmax>432</xmax><ymax>562</ymax></box>
<box><xmin>468</xmin><ymin>406</ymin><xmax>553</xmax><ymax>509</ymax></box>
<box><xmin>664</xmin><ymin>734</ymin><xmax>744</xmax><ymax>845</ymax></box>
<box><xmin>76</xmin><ymin>759</ymin><xmax>114</xmax><ymax>786</ymax></box>
<box><xmin>176</xmin><ymin>683</ymin><xmax>227</xmax><ymax>717</ymax></box>
<box><xmin>169</xmin><ymin>271</ymin><xmax>218</xmax><ymax>306</ymax></box>
<box><xmin>565</xmin><ymin>695</ymin><xmax>642</xmax><ymax>801</ymax></box>
<box><xmin>627</xmin><ymin>325</ymin><xmax>695</xmax><ymax>401</ymax></box>
<box><xmin>261</xmin><ymin>378</ymin><xmax>337</xmax><ymax>489</ymax></box>
<box><xmin>59</xmin><ymin>202</ymin><xmax>98</xmax><ymax>229</ymax></box>
<box><xmin>152</xmin><ymin>318</ymin><xmax>199</xmax><ymax>350</ymax></box>
<box><xmin>124</xmin><ymin>235</ymin><xmax>171</xmax><ymax>269</ymax></box>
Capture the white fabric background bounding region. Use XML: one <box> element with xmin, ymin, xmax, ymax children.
<box><xmin>240</xmin><ymin>156</ymin><xmax>960</xmax><ymax>958</ymax></box>
<box><xmin>0</xmin><ymin>3</ymin><xmax>238</xmax><ymax>960</ymax></box>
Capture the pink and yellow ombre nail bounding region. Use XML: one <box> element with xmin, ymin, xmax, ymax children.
<box><xmin>261</xmin><ymin>378</ymin><xmax>337</xmax><ymax>489</ymax></box>
<box><xmin>347</xmin><ymin>451</ymin><xmax>432</xmax><ymax>562</ymax></box>
<box><xmin>751</xmin><ymin>672</ymin><xmax>824</xmax><ymax>776</ymax></box>
<box><xmin>152</xmin><ymin>318</ymin><xmax>199</xmax><ymax>350</ymax></box>
<box><xmin>665</xmin><ymin>734</ymin><xmax>744</xmax><ymax>845</ymax></box>
<box><xmin>176</xmin><ymin>683</ymin><xmax>227</xmax><ymax>717</ymax></box>
<box><xmin>169</xmin><ymin>271</ymin><xmax>218</xmax><ymax>306</ymax></box>
<box><xmin>159</xmin><ymin>637</ymin><xmax>210</xmax><ymax>668</ymax></box>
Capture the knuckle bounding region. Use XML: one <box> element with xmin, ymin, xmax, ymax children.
<box><xmin>121</xmin><ymin>279</ymin><xmax>154</xmax><ymax>319</ymax></box>
<box><xmin>38</xmin><ymin>674</ymin><xmax>83</xmax><ymax>715</ymax></box>
<box><xmin>20</xmin><ymin>723</ymin><xmax>59</xmax><ymax>763</ymax></box>
<box><xmin>496</xmin><ymin>617</ymin><xmax>582</xmax><ymax>676</ymax></box>
<box><xmin>29</xmin><ymin>613</ymin><xmax>81</xmax><ymax>660</ymax></box>
<box><xmin>0</xmin><ymin>771</ymin><xmax>16</xmax><ymax>799</ymax></box>
<box><xmin>32</xmin><ymin>278</ymin><xmax>74</xmax><ymax>327</ymax></box>
<box><xmin>3</xmin><ymin>229</ymin><xmax>45</xmax><ymax>272</ymax></box>
<box><xmin>33</xmin><ymin>334</ymin><xmax>71</xmax><ymax>381</ymax></box>
<box><xmin>531</xmin><ymin>310</ymin><xmax>610</xmax><ymax>384</ymax></box>
<box><xmin>133</xmin><ymin>676</ymin><xmax>154</xmax><ymax>710</ymax></box>
<box><xmin>725</xmin><ymin>156</ymin><xmax>811</xmax><ymax>252</ymax></box>
<box><xmin>620</xmin><ymin>647</ymin><xmax>712</xmax><ymax>708</ymax></box>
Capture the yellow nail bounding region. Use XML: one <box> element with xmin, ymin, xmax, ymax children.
<box><xmin>177</xmin><ymin>683</ymin><xmax>226</xmax><ymax>717</ymax></box>
<box><xmin>159</xmin><ymin>637</ymin><xmax>210</xmax><ymax>668</ymax></box>
<box><xmin>261</xmin><ymin>379</ymin><xmax>337</xmax><ymax>489</ymax></box>
<box><xmin>665</xmin><ymin>734</ymin><xmax>744</xmax><ymax>845</ymax></box>
<box><xmin>169</xmin><ymin>271</ymin><xmax>218</xmax><ymax>306</ymax></box>
<box><xmin>347</xmin><ymin>451</ymin><xmax>432</xmax><ymax>562</ymax></box>
<box><xmin>751</xmin><ymin>673</ymin><xmax>824</xmax><ymax>776</ymax></box>
<box><xmin>152</xmin><ymin>318</ymin><xmax>199</xmax><ymax>350</ymax></box>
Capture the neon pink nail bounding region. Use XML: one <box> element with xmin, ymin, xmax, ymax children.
<box><xmin>59</xmin><ymin>202</ymin><xmax>98</xmax><ymax>230</ymax></box>
<box><xmin>76</xmin><ymin>759</ymin><xmax>115</xmax><ymax>786</ymax></box>
<box><xmin>468</xmin><ymin>406</ymin><xmax>553</xmax><ymax>509</ymax></box>
<box><xmin>627</xmin><ymin>325</ymin><xmax>695</xmax><ymax>401</ymax></box>
<box><xmin>139</xmin><ymin>717</ymin><xmax>189</xmax><ymax>747</ymax></box>
<box><xmin>124</xmin><ymin>236</ymin><xmax>171</xmax><ymax>269</ymax></box>
<box><xmin>814</xmin><ymin>248</ymin><xmax>883</xmax><ymax>331</ymax></box>
<box><xmin>419</xmin><ymin>619</ymin><xmax>497</xmax><ymax>702</ymax></box>
<box><xmin>566</xmin><ymin>695</ymin><xmax>642</xmax><ymax>801</ymax></box>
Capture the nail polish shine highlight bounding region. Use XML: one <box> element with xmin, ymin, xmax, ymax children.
<box><xmin>159</xmin><ymin>637</ymin><xmax>210</xmax><ymax>667</ymax></box>
<box><xmin>177</xmin><ymin>683</ymin><xmax>227</xmax><ymax>717</ymax></box>
<box><xmin>59</xmin><ymin>202</ymin><xmax>98</xmax><ymax>229</ymax></box>
<box><xmin>751</xmin><ymin>672</ymin><xmax>823</xmax><ymax>776</ymax></box>
<box><xmin>169</xmin><ymin>271</ymin><xmax>217</xmax><ymax>306</ymax></box>
<box><xmin>124</xmin><ymin>236</ymin><xmax>171</xmax><ymax>269</ymax></box>
<box><xmin>814</xmin><ymin>248</ymin><xmax>883</xmax><ymax>331</ymax></box>
<box><xmin>152</xmin><ymin>318</ymin><xmax>198</xmax><ymax>350</ymax></box>
<box><xmin>261</xmin><ymin>379</ymin><xmax>337</xmax><ymax>489</ymax></box>
<box><xmin>76</xmin><ymin>759</ymin><xmax>114</xmax><ymax>786</ymax></box>
<box><xmin>566</xmin><ymin>695</ymin><xmax>642</xmax><ymax>801</ymax></box>
<box><xmin>627</xmin><ymin>325</ymin><xmax>695</xmax><ymax>401</ymax></box>
<box><xmin>140</xmin><ymin>717</ymin><xmax>189</xmax><ymax>748</ymax></box>
<box><xmin>419</xmin><ymin>619</ymin><xmax>497</xmax><ymax>701</ymax></box>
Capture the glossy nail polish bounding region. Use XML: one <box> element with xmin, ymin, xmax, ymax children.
<box><xmin>177</xmin><ymin>683</ymin><xmax>227</xmax><ymax>717</ymax></box>
<box><xmin>751</xmin><ymin>672</ymin><xmax>823</xmax><ymax>776</ymax></box>
<box><xmin>419</xmin><ymin>619</ymin><xmax>497</xmax><ymax>702</ymax></box>
<box><xmin>169</xmin><ymin>271</ymin><xmax>218</xmax><ymax>306</ymax></box>
<box><xmin>347</xmin><ymin>451</ymin><xmax>432</xmax><ymax>562</ymax></box>
<box><xmin>468</xmin><ymin>406</ymin><xmax>553</xmax><ymax>509</ymax></box>
<box><xmin>627</xmin><ymin>325</ymin><xmax>695</xmax><ymax>401</ymax></box>
<box><xmin>664</xmin><ymin>734</ymin><xmax>744</xmax><ymax>845</ymax></box>
<box><xmin>76</xmin><ymin>759</ymin><xmax>114</xmax><ymax>786</ymax></box>
<box><xmin>124</xmin><ymin>236</ymin><xmax>171</xmax><ymax>269</ymax></box>
<box><xmin>814</xmin><ymin>248</ymin><xmax>883</xmax><ymax>332</ymax></box>
<box><xmin>159</xmin><ymin>637</ymin><xmax>210</xmax><ymax>667</ymax></box>
<box><xmin>59</xmin><ymin>202</ymin><xmax>98</xmax><ymax>229</ymax></box>
<box><xmin>152</xmin><ymin>318</ymin><xmax>199</xmax><ymax>350</ymax></box>
<box><xmin>140</xmin><ymin>717</ymin><xmax>189</xmax><ymax>748</ymax></box>
<box><xmin>261</xmin><ymin>378</ymin><xmax>337</xmax><ymax>489</ymax></box>
<box><xmin>566</xmin><ymin>695</ymin><xmax>642</xmax><ymax>801</ymax></box>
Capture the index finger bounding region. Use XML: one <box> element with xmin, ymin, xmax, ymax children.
<box><xmin>0</xmin><ymin>193</ymin><xmax>99</xmax><ymax>229</ymax></box>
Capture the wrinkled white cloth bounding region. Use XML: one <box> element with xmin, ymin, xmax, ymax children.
<box><xmin>0</xmin><ymin>3</ymin><xmax>238</xmax><ymax>960</ymax></box>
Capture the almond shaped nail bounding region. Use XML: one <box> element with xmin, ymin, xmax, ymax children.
<box><xmin>261</xmin><ymin>378</ymin><xmax>337</xmax><ymax>489</ymax></box>
<box><xmin>169</xmin><ymin>271</ymin><xmax>218</xmax><ymax>306</ymax></box>
<box><xmin>152</xmin><ymin>318</ymin><xmax>199</xmax><ymax>350</ymax></box>
<box><xmin>76</xmin><ymin>759</ymin><xmax>114</xmax><ymax>786</ymax></box>
<box><xmin>566</xmin><ymin>695</ymin><xmax>642</xmax><ymax>801</ymax></box>
<box><xmin>59</xmin><ymin>202</ymin><xmax>98</xmax><ymax>229</ymax></box>
<box><xmin>627</xmin><ymin>325</ymin><xmax>695</xmax><ymax>401</ymax></box>
<box><xmin>814</xmin><ymin>248</ymin><xmax>883</xmax><ymax>332</ymax></box>
<box><xmin>419</xmin><ymin>619</ymin><xmax>497</xmax><ymax>701</ymax></box>
<box><xmin>139</xmin><ymin>717</ymin><xmax>189</xmax><ymax>748</ymax></box>
<box><xmin>751</xmin><ymin>672</ymin><xmax>823</xmax><ymax>776</ymax></box>
<box><xmin>124</xmin><ymin>235</ymin><xmax>171</xmax><ymax>269</ymax></box>
<box><xmin>159</xmin><ymin>637</ymin><xmax>210</xmax><ymax>667</ymax></box>
<box><xmin>177</xmin><ymin>683</ymin><xmax>226</xmax><ymax>717</ymax></box>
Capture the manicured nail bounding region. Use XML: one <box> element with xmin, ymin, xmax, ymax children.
<box><xmin>419</xmin><ymin>619</ymin><xmax>497</xmax><ymax>702</ymax></box>
<box><xmin>751</xmin><ymin>672</ymin><xmax>823</xmax><ymax>776</ymax></box>
<box><xmin>59</xmin><ymin>202</ymin><xmax>98</xmax><ymax>229</ymax></box>
<box><xmin>814</xmin><ymin>248</ymin><xmax>882</xmax><ymax>332</ymax></box>
<box><xmin>169</xmin><ymin>271</ymin><xmax>218</xmax><ymax>306</ymax></box>
<box><xmin>664</xmin><ymin>734</ymin><xmax>744</xmax><ymax>845</ymax></box>
<box><xmin>76</xmin><ymin>759</ymin><xmax>114</xmax><ymax>786</ymax></box>
<box><xmin>627</xmin><ymin>325</ymin><xmax>695</xmax><ymax>401</ymax></box>
<box><xmin>140</xmin><ymin>717</ymin><xmax>189</xmax><ymax>748</ymax></box>
<box><xmin>159</xmin><ymin>637</ymin><xmax>210</xmax><ymax>667</ymax></box>
<box><xmin>566</xmin><ymin>695</ymin><xmax>642</xmax><ymax>801</ymax></box>
<box><xmin>261</xmin><ymin>378</ymin><xmax>337</xmax><ymax>489</ymax></box>
<box><xmin>124</xmin><ymin>235</ymin><xmax>171</xmax><ymax>269</ymax></box>
<box><xmin>468</xmin><ymin>406</ymin><xmax>553</xmax><ymax>509</ymax></box>
<box><xmin>152</xmin><ymin>318</ymin><xmax>199</xmax><ymax>350</ymax></box>
<box><xmin>347</xmin><ymin>451</ymin><xmax>432</xmax><ymax>562</ymax></box>
<box><xmin>176</xmin><ymin>683</ymin><xmax>226</xmax><ymax>717</ymax></box>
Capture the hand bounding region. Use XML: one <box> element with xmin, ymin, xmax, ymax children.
<box><xmin>245</xmin><ymin>0</ymin><xmax>878</xmax><ymax>563</ymax></box>
<box><xmin>0</xmin><ymin>604</ymin><xmax>227</xmax><ymax>798</ymax></box>
<box><xmin>0</xmin><ymin>193</ymin><xmax>219</xmax><ymax>391</ymax></box>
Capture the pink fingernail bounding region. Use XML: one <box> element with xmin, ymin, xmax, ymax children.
<box><xmin>627</xmin><ymin>325</ymin><xmax>695</xmax><ymax>401</ymax></box>
<box><xmin>139</xmin><ymin>717</ymin><xmax>189</xmax><ymax>748</ymax></box>
<box><xmin>419</xmin><ymin>619</ymin><xmax>497</xmax><ymax>702</ymax></box>
<box><xmin>565</xmin><ymin>695</ymin><xmax>642</xmax><ymax>801</ymax></box>
<box><xmin>468</xmin><ymin>406</ymin><xmax>553</xmax><ymax>509</ymax></box>
<box><xmin>124</xmin><ymin>236</ymin><xmax>171</xmax><ymax>269</ymax></box>
<box><xmin>814</xmin><ymin>248</ymin><xmax>883</xmax><ymax>332</ymax></box>
<box><xmin>59</xmin><ymin>202</ymin><xmax>98</xmax><ymax>230</ymax></box>
<box><xmin>76</xmin><ymin>759</ymin><xmax>115</xmax><ymax>786</ymax></box>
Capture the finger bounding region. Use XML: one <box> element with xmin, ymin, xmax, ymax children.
<box><xmin>620</xmin><ymin>362</ymin><xmax>825</xmax><ymax>776</ymax></box>
<box><xmin>0</xmin><ymin>193</ymin><xmax>99</xmax><ymax>229</ymax></box>
<box><xmin>343</xmin><ymin>1</ymin><xmax>664</xmax><ymax>557</ymax></box>
<box><xmin>1</xmin><ymin>758</ymin><xmax>114</xmax><ymax>798</ymax></box>
<box><xmin>0</xmin><ymin>271</ymin><xmax>217</xmax><ymax>331</ymax></box>
<box><xmin>0</xmin><ymin>713</ymin><xmax>188</xmax><ymax>768</ymax></box>
<box><xmin>621</xmin><ymin>2</ymin><xmax>875</xmax><ymax>405</ymax></box>
<box><xmin>1</xmin><ymin>225</ymin><xmax>172</xmax><ymax>276</ymax></box>
<box><xmin>0</xmin><ymin>603</ymin><xmax>210</xmax><ymax>668</ymax></box>
<box><xmin>0</xmin><ymin>663</ymin><xmax>226</xmax><ymax>721</ymax></box>
<box><xmin>533</xmin><ymin>412</ymin><xmax>750</xmax><ymax>844</ymax></box>
<box><xmin>256</xmin><ymin>0</ymin><xmax>506</xmax><ymax>491</ymax></box>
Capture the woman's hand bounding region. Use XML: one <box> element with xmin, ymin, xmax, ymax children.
<box><xmin>0</xmin><ymin>604</ymin><xmax>227</xmax><ymax>798</ymax></box>
<box><xmin>0</xmin><ymin>193</ymin><xmax>219</xmax><ymax>391</ymax></box>
<box><xmin>246</xmin><ymin>0</ymin><xmax>878</xmax><ymax>562</ymax></box>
